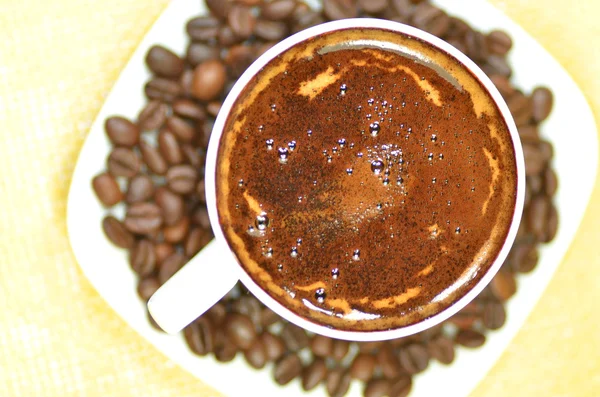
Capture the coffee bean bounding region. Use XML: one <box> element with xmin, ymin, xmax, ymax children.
<box><xmin>310</xmin><ymin>334</ymin><xmax>333</xmax><ymax>357</ymax></box>
<box><xmin>232</xmin><ymin>295</ymin><xmax>262</xmax><ymax>327</ymax></box>
<box><xmin>398</xmin><ymin>343</ymin><xmax>429</xmax><ymax>374</ymax></box>
<box><xmin>166</xmin><ymin>165</ymin><xmax>198</xmax><ymax>195</ymax></box>
<box><xmin>489</xmin><ymin>74</ymin><xmax>515</xmax><ymax>99</ymax></box>
<box><xmin>377</xmin><ymin>345</ymin><xmax>404</xmax><ymax>378</ymax></box>
<box><xmin>206</xmin><ymin>302</ymin><xmax>227</xmax><ymax>326</ymax></box>
<box><xmin>225</xmin><ymin>45</ymin><xmax>256</xmax><ymax>79</ymax></box>
<box><xmin>391</xmin><ymin>0</ymin><xmax>415</xmax><ymax>20</ymax></box>
<box><xmin>165</xmin><ymin>116</ymin><xmax>196</xmax><ymax>143</ymax></box>
<box><xmin>102</xmin><ymin>215</ymin><xmax>134</xmax><ymax>248</ymax></box>
<box><xmin>302</xmin><ymin>357</ymin><xmax>327</xmax><ymax>391</ymax></box>
<box><xmin>544</xmin><ymin>167</ymin><xmax>558</xmax><ymax>197</ymax></box>
<box><xmin>186</xmin><ymin>16</ymin><xmax>221</xmax><ymax>41</ymax></box>
<box><xmin>465</xmin><ymin>30</ymin><xmax>488</xmax><ymax>62</ymax></box>
<box><xmin>92</xmin><ymin>172</ymin><xmax>123</xmax><ymax>207</ymax></box>
<box><xmin>531</xmin><ymin>86</ymin><xmax>554</xmax><ymax>122</ymax></box>
<box><xmin>545</xmin><ymin>203</ymin><xmax>558</xmax><ymax>243</ymax></box>
<box><xmin>274</xmin><ymin>353</ymin><xmax>302</xmax><ymax>386</ymax></box>
<box><xmin>139</xmin><ymin>141</ymin><xmax>167</xmax><ymax>175</ymax></box>
<box><xmin>323</xmin><ymin>0</ymin><xmax>358</xmax><ymax>20</ymax></box>
<box><xmin>163</xmin><ymin>216</ymin><xmax>190</xmax><ymax>244</ymax></box>
<box><xmin>258</xmin><ymin>308</ymin><xmax>278</xmax><ymax>328</ymax></box>
<box><xmin>486</xmin><ymin>30</ymin><xmax>512</xmax><ymax>55</ymax></box>
<box><xmin>179</xmin><ymin>68</ymin><xmax>194</xmax><ymax>97</ymax></box>
<box><xmin>518</xmin><ymin>124</ymin><xmax>539</xmax><ymax>142</ymax></box>
<box><xmin>528</xmin><ymin>174</ymin><xmax>544</xmax><ymax>196</ymax></box>
<box><xmin>191</xmin><ymin>205</ymin><xmax>211</xmax><ymax>229</ymax></box>
<box><xmin>124</xmin><ymin>202</ymin><xmax>162</xmax><ymax>235</ymax></box>
<box><xmin>510</xmin><ymin>242</ymin><xmax>539</xmax><ymax>273</ymax></box>
<box><xmin>528</xmin><ymin>194</ymin><xmax>550</xmax><ymax>241</ymax></box>
<box><xmin>126</xmin><ymin>174</ymin><xmax>154</xmax><ymax>204</ymax></box>
<box><xmin>186</xmin><ymin>43</ymin><xmax>220</xmax><ymax>68</ymax></box>
<box><xmin>205</xmin><ymin>0</ymin><xmax>232</xmax><ymax>20</ymax></box>
<box><xmin>389</xmin><ymin>374</ymin><xmax>412</xmax><ymax>397</ymax></box>
<box><xmin>412</xmin><ymin>3</ymin><xmax>450</xmax><ymax>38</ymax></box>
<box><xmin>261</xmin><ymin>0</ymin><xmax>297</xmax><ymax>20</ymax></box>
<box><xmin>364</xmin><ymin>378</ymin><xmax>391</xmax><ymax>397</ymax></box>
<box><xmin>358</xmin><ymin>341</ymin><xmax>383</xmax><ymax>353</ymax></box>
<box><xmin>331</xmin><ymin>339</ymin><xmax>350</xmax><ymax>361</ymax></box>
<box><xmin>129</xmin><ymin>239</ymin><xmax>156</xmax><ymax>277</ymax></box>
<box><xmin>290</xmin><ymin>5</ymin><xmax>324</xmax><ymax>33</ymax></box>
<box><xmin>155</xmin><ymin>186</ymin><xmax>184</xmax><ymax>226</ymax></box>
<box><xmin>137</xmin><ymin>277</ymin><xmax>160</xmax><ymax>301</ymax></box>
<box><xmin>224</xmin><ymin>313</ymin><xmax>257</xmax><ymax>349</ymax></box>
<box><xmin>350</xmin><ymin>353</ymin><xmax>376</xmax><ymax>381</ymax></box>
<box><xmin>281</xmin><ymin>322</ymin><xmax>309</xmax><ymax>351</ymax></box>
<box><xmin>184</xmin><ymin>227</ymin><xmax>213</xmax><ymax>257</ymax></box>
<box><xmin>158</xmin><ymin>129</ymin><xmax>183</xmax><ymax>165</ymax></box>
<box><xmin>254</xmin><ymin>19</ymin><xmax>288</xmax><ymax>41</ymax></box>
<box><xmin>206</xmin><ymin>101</ymin><xmax>222</xmax><ymax>118</ymax></box>
<box><xmin>105</xmin><ymin>116</ymin><xmax>140</xmax><ymax>147</ymax></box>
<box><xmin>192</xmin><ymin>60</ymin><xmax>227</xmax><ymax>102</ymax></box>
<box><xmin>145</xmin><ymin>45</ymin><xmax>185</xmax><ymax>78</ymax></box>
<box><xmin>244</xmin><ymin>337</ymin><xmax>268</xmax><ymax>369</ymax></box>
<box><xmin>482</xmin><ymin>300</ymin><xmax>506</xmax><ymax>330</ymax></box>
<box><xmin>214</xmin><ymin>333</ymin><xmax>239</xmax><ymax>363</ymax></box>
<box><xmin>326</xmin><ymin>368</ymin><xmax>352</xmax><ymax>397</ymax></box>
<box><xmin>455</xmin><ymin>329</ymin><xmax>486</xmax><ymax>348</ymax></box>
<box><xmin>484</xmin><ymin>55</ymin><xmax>511</xmax><ymax>78</ymax></box>
<box><xmin>523</xmin><ymin>142</ymin><xmax>547</xmax><ymax>176</ymax></box>
<box><xmin>144</xmin><ymin>77</ymin><xmax>181</xmax><ymax>103</ymax></box>
<box><xmin>426</xmin><ymin>335</ymin><xmax>454</xmax><ymax>365</ymax></box>
<box><xmin>107</xmin><ymin>147</ymin><xmax>140</xmax><ymax>178</ymax></box>
<box><xmin>261</xmin><ymin>332</ymin><xmax>286</xmax><ymax>361</ymax></box>
<box><xmin>154</xmin><ymin>242</ymin><xmax>174</xmax><ymax>265</ymax></box>
<box><xmin>172</xmin><ymin>99</ymin><xmax>206</xmax><ymax>121</ymax></box>
<box><xmin>490</xmin><ymin>270</ymin><xmax>517</xmax><ymax>301</ymax></box>
<box><xmin>216</xmin><ymin>25</ymin><xmax>241</xmax><ymax>47</ymax></box>
<box><xmin>184</xmin><ymin>317</ymin><xmax>215</xmax><ymax>356</ymax></box>
<box><xmin>228</xmin><ymin>5</ymin><xmax>256</xmax><ymax>39</ymax></box>
<box><xmin>137</xmin><ymin>100</ymin><xmax>168</xmax><ymax>132</ymax></box>
<box><xmin>358</xmin><ymin>0</ymin><xmax>388</xmax><ymax>14</ymax></box>
<box><xmin>196</xmin><ymin>179</ymin><xmax>207</xmax><ymax>203</ymax></box>
<box><xmin>158</xmin><ymin>252</ymin><xmax>186</xmax><ymax>284</ymax></box>
<box><xmin>507</xmin><ymin>92</ymin><xmax>533</xmax><ymax>126</ymax></box>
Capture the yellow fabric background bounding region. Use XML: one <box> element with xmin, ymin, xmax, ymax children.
<box><xmin>1</xmin><ymin>0</ymin><xmax>598</xmax><ymax>396</ymax></box>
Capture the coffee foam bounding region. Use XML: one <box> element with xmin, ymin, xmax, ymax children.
<box><xmin>216</xmin><ymin>28</ymin><xmax>517</xmax><ymax>331</ymax></box>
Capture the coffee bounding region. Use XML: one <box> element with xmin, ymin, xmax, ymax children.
<box><xmin>216</xmin><ymin>27</ymin><xmax>517</xmax><ymax>332</ymax></box>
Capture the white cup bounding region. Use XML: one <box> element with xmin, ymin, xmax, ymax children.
<box><xmin>148</xmin><ymin>18</ymin><xmax>525</xmax><ymax>341</ymax></box>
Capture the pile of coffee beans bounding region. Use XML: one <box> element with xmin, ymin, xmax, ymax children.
<box><xmin>92</xmin><ymin>1</ymin><xmax>558</xmax><ymax>396</ymax></box>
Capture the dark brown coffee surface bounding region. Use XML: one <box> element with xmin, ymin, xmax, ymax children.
<box><xmin>216</xmin><ymin>27</ymin><xmax>517</xmax><ymax>331</ymax></box>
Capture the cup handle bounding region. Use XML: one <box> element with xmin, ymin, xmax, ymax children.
<box><xmin>147</xmin><ymin>239</ymin><xmax>239</xmax><ymax>334</ymax></box>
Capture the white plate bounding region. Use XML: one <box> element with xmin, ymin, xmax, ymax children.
<box><xmin>67</xmin><ymin>0</ymin><xmax>598</xmax><ymax>396</ymax></box>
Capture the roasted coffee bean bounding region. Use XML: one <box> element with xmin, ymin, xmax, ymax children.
<box><xmin>238</xmin><ymin>0</ymin><xmax>263</xmax><ymax>5</ymax></box>
<box><xmin>290</xmin><ymin>6</ymin><xmax>324</xmax><ymax>33</ymax></box>
<box><xmin>186</xmin><ymin>42</ymin><xmax>220</xmax><ymax>67</ymax></box>
<box><xmin>155</xmin><ymin>186</ymin><xmax>184</xmax><ymax>225</ymax></box>
<box><xmin>163</xmin><ymin>216</ymin><xmax>190</xmax><ymax>244</ymax></box>
<box><xmin>173</xmin><ymin>99</ymin><xmax>206</xmax><ymax>120</ymax></box>
<box><xmin>262</xmin><ymin>332</ymin><xmax>286</xmax><ymax>361</ymax></box>
<box><xmin>232</xmin><ymin>295</ymin><xmax>262</xmax><ymax>326</ymax></box>
<box><xmin>107</xmin><ymin>147</ymin><xmax>140</xmax><ymax>178</ymax></box>
<box><xmin>145</xmin><ymin>45</ymin><xmax>185</xmax><ymax>78</ymax></box>
<box><xmin>545</xmin><ymin>203</ymin><xmax>558</xmax><ymax>242</ymax></box>
<box><xmin>228</xmin><ymin>5</ymin><xmax>256</xmax><ymax>39</ymax></box>
<box><xmin>528</xmin><ymin>194</ymin><xmax>550</xmax><ymax>241</ymax></box>
<box><xmin>389</xmin><ymin>374</ymin><xmax>412</xmax><ymax>397</ymax></box>
<box><xmin>102</xmin><ymin>215</ymin><xmax>134</xmax><ymax>248</ymax></box>
<box><xmin>486</xmin><ymin>30</ymin><xmax>512</xmax><ymax>55</ymax></box>
<box><xmin>489</xmin><ymin>74</ymin><xmax>515</xmax><ymax>99</ymax></box>
<box><xmin>528</xmin><ymin>174</ymin><xmax>544</xmax><ymax>195</ymax></box>
<box><xmin>144</xmin><ymin>77</ymin><xmax>181</xmax><ymax>103</ymax></box>
<box><xmin>137</xmin><ymin>277</ymin><xmax>160</xmax><ymax>301</ymax></box>
<box><xmin>490</xmin><ymin>270</ymin><xmax>517</xmax><ymax>301</ymax></box>
<box><xmin>507</xmin><ymin>92</ymin><xmax>533</xmax><ymax>126</ymax></box>
<box><xmin>192</xmin><ymin>60</ymin><xmax>227</xmax><ymax>101</ymax></box>
<box><xmin>206</xmin><ymin>101</ymin><xmax>222</xmax><ymax>117</ymax></box>
<box><xmin>166</xmin><ymin>165</ymin><xmax>198</xmax><ymax>194</ymax></box>
<box><xmin>186</xmin><ymin>16</ymin><xmax>220</xmax><ymax>41</ymax></box>
<box><xmin>92</xmin><ymin>172</ymin><xmax>123</xmax><ymax>206</ymax></box>
<box><xmin>165</xmin><ymin>116</ymin><xmax>196</xmax><ymax>143</ymax></box>
<box><xmin>179</xmin><ymin>68</ymin><xmax>194</xmax><ymax>97</ymax></box>
<box><xmin>358</xmin><ymin>341</ymin><xmax>383</xmax><ymax>353</ymax></box>
<box><xmin>137</xmin><ymin>100</ymin><xmax>168</xmax><ymax>132</ymax></box>
<box><xmin>544</xmin><ymin>167</ymin><xmax>558</xmax><ymax>197</ymax></box>
<box><xmin>126</xmin><ymin>174</ymin><xmax>154</xmax><ymax>204</ymax></box>
<box><xmin>531</xmin><ymin>86</ymin><xmax>554</xmax><ymax>122</ymax></box>
<box><xmin>455</xmin><ymin>329</ymin><xmax>486</xmax><ymax>348</ymax></box>
<box><xmin>331</xmin><ymin>339</ymin><xmax>350</xmax><ymax>361</ymax></box>
<box><xmin>158</xmin><ymin>129</ymin><xmax>183</xmax><ymax>165</ymax></box>
<box><xmin>206</xmin><ymin>302</ymin><xmax>227</xmax><ymax>326</ymax></box>
<box><xmin>302</xmin><ymin>358</ymin><xmax>327</xmax><ymax>391</ymax></box>
<box><xmin>427</xmin><ymin>335</ymin><xmax>454</xmax><ymax>365</ymax></box>
<box><xmin>105</xmin><ymin>116</ymin><xmax>139</xmax><ymax>147</ymax></box>
<box><xmin>260</xmin><ymin>307</ymin><xmax>280</xmax><ymax>327</ymax></box>
<box><xmin>323</xmin><ymin>0</ymin><xmax>358</xmax><ymax>20</ymax></box>
<box><xmin>280</xmin><ymin>322</ymin><xmax>309</xmax><ymax>351</ymax></box>
<box><xmin>364</xmin><ymin>378</ymin><xmax>391</xmax><ymax>397</ymax></box>
<box><xmin>390</xmin><ymin>0</ymin><xmax>415</xmax><ymax>20</ymax></box>
<box><xmin>218</xmin><ymin>24</ymin><xmax>242</xmax><ymax>47</ymax></box>
<box><xmin>464</xmin><ymin>30</ymin><xmax>488</xmax><ymax>62</ymax></box>
<box><xmin>191</xmin><ymin>205</ymin><xmax>211</xmax><ymax>229</ymax></box>
<box><xmin>184</xmin><ymin>317</ymin><xmax>215</xmax><ymax>356</ymax></box>
<box><xmin>124</xmin><ymin>202</ymin><xmax>163</xmax><ymax>235</ymax></box>
<box><xmin>274</xmin><ymin>353</ymin><xmax>302</xmax><ymax>386</ymax></box>
<box><xmin>310</xmin><ymin>334</ymin><xmax>333</xmax><ymax>357</ymax></box>
<box><xmin>244</xmin><ymin>337</ymin><xmax>268</xmax><ymax>369</ymax></box>
<box><xmin>129</xmin><ymin>239</ymin><xmax>156</xmax><ymax>277</ymax></box>
<box><xmin>518</xmin><ymin>124</ymin><xmax>540</xmax><ymax>142</ymax></box>
<box><xmin>326</xmin><ymin>368</ymin><xmax>352</xmax><ymax>397</ymax></box>
<box><xmin>358</xmin><ymin>0</ymin><xmax>388</xmax><ymax>14</ymax></box>
<box><xmin>224</xmin><ymin>313</ymin><xmax>257</xmax><ymax>349</ymax></box>
<box><xmin>523</xmin><ymin>142</ymin><xmax>547</xmax><ymax>176</ymax></box>
<box><xmin>225</xmin><ymin>45</ymin><xmax>256</xmax><ymax>78</ymax></box>
<box><xmin>412</xmin><ymin>3</ymin><xmax>450</xmax><ymax>38</ymax></box>
<box><xmin>196</xmin><ymin>179</ymin><xmax>207</xmax><ymax>203</ymax></box>
<box><xmin>254</xmin><ymin>19</ymin><xmax>288</xmax><ymax>41</ymax></box>
<box><xmin>181</xmin><ymin>145</ymin><xmax>205</xmax><ymax>169</ymax></box>
<box><xmin>205</xmin><ymin>0</ymin><xmax>232</xmax><ymax>20</ymax></box>
<box><xmin>154</xmin><ymin>242</ymin><xmax>174</xmax><ymax>265</ymax></box>
<box><xmin>139</xmin><ymin>140</ymin><xmax>168</xmax><ymax>175</ymax></box>
<box><xmin>184</xmin><ymin>227</ymin><xmax>213</xmax><ymax>257</ymax></box>
<box><xmin>261</xmin><ymin>0</ymin><xmax>297</xmax><ymax>20</ymax></box>
<box><xmin>377</xmin><ymin>345</ymin><xmax>404</xmax><ymax>378</ymax></box>
<box><xmin>398</xmin><ymin>343</ymin><xmax>429</xmax><ymax>374</ymax></box>
<box><xmin>484</xmin><ymin>55</ymin><xmax>511</xmax><ymax>78</ymax></box>
<box><xmin>482</xmin><ymin>300</ymin><xmax>507</xmax><ymax>330</ymax></box>
<box><xmin>510</xmin><ymin>242</ymin><xmax>539</xmax><ymax>273</ymax></box>
<box><xmin>214</xmin><ymin>334</ymin><xmax>238</xmax><ymax>363</ymax></box>
<box><xmin>350</xmin><ymin>353</ymin><xmax>376</xmax><ymax>382</ymax></box>
<box><xmin>158</xmin><ymin>252</ymin><xmax>186</xmax><ymax>284</ymax></box>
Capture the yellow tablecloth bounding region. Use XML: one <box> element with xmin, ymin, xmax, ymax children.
<box><xmin>1</xmin><ymin>0</ymin><xmax>598</xmax><ymax>396</ymax></box>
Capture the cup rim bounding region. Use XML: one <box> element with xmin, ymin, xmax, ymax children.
<box><xmin>205</xmin><ymin>18</ymin><xmax>525</xmax><ymax>341</ymax></box>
